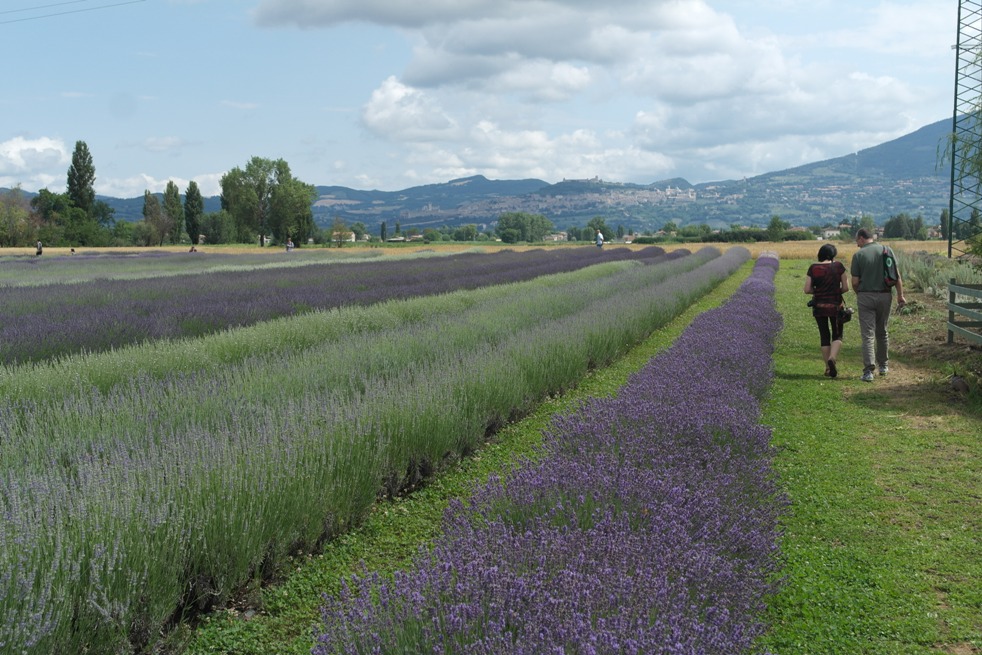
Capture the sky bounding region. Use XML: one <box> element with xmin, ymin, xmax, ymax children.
<box><xmin>0</xmin><ymin>0</ymin><xmax>960</xmax><ymax>198</ymax></box>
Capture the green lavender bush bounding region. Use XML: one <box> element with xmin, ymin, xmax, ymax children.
<box><xmin>0</xmin><ymin>247</ymin><xmax>748</xmax><ymax>654</ymax></box>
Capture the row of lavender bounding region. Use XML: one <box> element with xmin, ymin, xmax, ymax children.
<box><xmin>0</xmin><ymin>248</ymin><xmax>749</xmax><ymax>654</ymax></box>
<box><xmin>0</xmin><ymin>249</ymin><xmax>386</xmax><ymax>287</ymax></box>
<box><xmin>0</xmin><ymin>246</ymin><xmax>668</xmax><ymax>366</ymax></box>
<box><xmin>315</xmin><ymin>254</ymin><xmax>785</xmax><ymax>654</ymax></box>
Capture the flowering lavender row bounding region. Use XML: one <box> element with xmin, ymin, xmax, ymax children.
<box><xmin>0</xmin><ymin>248</ymin><xmax>747</xmax><ymax>654</ymax></box>
<box><xmin>0</xmin><ymin>246</ymin><xmax>667</xmax><ymax>366</ymax></box>
<box><xmin>315</xmin><ymin>254</ymin><xmax>784</xmax><ymax>655</ymax></box>
<box><xmin>0</xmin><ymin>249</ymin><xmax>349</xmax><ymax>287</ymax></box>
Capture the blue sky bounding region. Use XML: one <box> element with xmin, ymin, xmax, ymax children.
<box><xmin>0</xmin><ymin>0</ymin><xmax>958</xmax><ymax>198</ymax></box>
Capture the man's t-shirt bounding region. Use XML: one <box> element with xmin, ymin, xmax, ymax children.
<box><xmin>850</xmin><ymin>243</ymin><xmax>887</xmax><ymax>292</ymax></box>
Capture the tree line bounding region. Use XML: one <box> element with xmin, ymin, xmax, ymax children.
<box><xmin>0</xmin><ymin>143</ymin><xmax>320</xmax><ymax>249</ymax></box>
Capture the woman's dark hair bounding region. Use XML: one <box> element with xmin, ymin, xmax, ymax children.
<box><xmin>818</xmin><ymin>244</ymin><xmax>837</xmax><ymax>261</ymax></box>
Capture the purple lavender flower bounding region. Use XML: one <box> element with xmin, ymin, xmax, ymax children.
<box><xmin>314</xmin><ymin>254</ymin><xmax>785</xmax><ymax>654</ymax></box>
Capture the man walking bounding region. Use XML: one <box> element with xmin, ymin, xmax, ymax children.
<box><xmin>850</xmin><ymin>228</ymin><xmax>906</xmax><ymax>382</ymax></box>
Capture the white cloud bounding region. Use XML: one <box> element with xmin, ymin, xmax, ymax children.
<box><xmin>0</xmin><ymin>136</ymin><xmax>69</xmax><ymax>175</ymax></box>
<box><xmin>97</xmin><ymin>171</ymin><xmax>226</xmax><ymax>199</ymax></box>
<box><xmin>361</xmin><ymin>76</ymin><xmax>459</xmax><ymax>140</ymax></box>
<box><xmin>0</xmin><ymin>137</ymin><xmax>70</xmax><ymax>191</ymax></box>
<box><xmin>2</xmin><ymin>1</ymin><xmax>959</xmax><ymax>197</ymax></box>
<box><xmin>249</xmin><ymin>0</ymin><xmax>955</xmax><ymax>189</ymax></box>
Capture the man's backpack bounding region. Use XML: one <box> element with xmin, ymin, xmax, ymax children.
<box><xmin>882</xmin><ymin>245</ymin><xmax>899</xmax><ymax>288</ymax></box>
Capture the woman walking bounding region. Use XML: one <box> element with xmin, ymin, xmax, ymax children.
<box><xmin>804</xmin><ymin>243</ymin><xmax>849</xmax><ymax>377</ymax></box>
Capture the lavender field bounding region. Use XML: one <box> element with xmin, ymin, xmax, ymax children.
<box><xmin>0</xmin><ymin>246</ymin><xmax>669</xmax><ymax>366</ymax></box>
<box><xmin>0</xmin><ymin>246</ymin><xmax>750</xmax><ymax>654</ymax></box>
<box><xmin>316</xmin><ymin>254</ymin><xmax>785</xmax><ymax>654</ymax></box>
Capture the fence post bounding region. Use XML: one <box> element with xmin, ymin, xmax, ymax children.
<box><xmin>949</xmin><ymin>277</ymin><xmax>956</xmax><ymax>345</ymax></box>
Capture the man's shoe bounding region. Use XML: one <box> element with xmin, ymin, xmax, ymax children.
<box><xmin>879</xmin><ymin>365</ymin><xmax>889</xmax><ymax>376</ymax></box>
<box><xmin>828</xmin><ymin>359</ymin><xmax>837</xmax><ymax>378</ymax></box>
<box><xmin>861</xmin><ymin>370</ymin><xmax>875</xmax><ymax>382</ymax></box>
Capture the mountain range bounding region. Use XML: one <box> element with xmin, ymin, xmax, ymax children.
<box><xmin>11</xmin><ymin>117</ymin><xmax>954</xmax><ymax>233</ymax></box>
<box><xmin>302</xmin><ymin>117</ymin><xmax>952</xmax><ymax>233</ymax></box>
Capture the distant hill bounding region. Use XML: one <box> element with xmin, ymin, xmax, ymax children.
<box><xmin>307</xmin><ymin>118</ymin><xmax>952</xmax><ymax>231</ymax></box>
<box><xmin>310</xmin><ymin>175</ymin><xmax>549</xmax><ymax>229</ymax></box>
<box><xmin>4</xmin><ymin>118</ymin><xmax>953</xmax><ymax>232</ymax></box>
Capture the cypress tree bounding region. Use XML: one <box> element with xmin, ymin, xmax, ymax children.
<box><xmin>184</xmin><ymin>181</ymin><xmax>204</xmax><ymax>245</ymax></box>
<box><xmin>67</xmin><ymin>140</ymin><xmax>96</xmax><ymax>214</ymax></box>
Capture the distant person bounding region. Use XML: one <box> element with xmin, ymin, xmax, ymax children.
<box><xmin>259</xmin><ymin>234</ymin><xmax>265</xmax><ymax>247</ymax></box>
<box><xmin>189</xmin><ymin>246</ymin><xmax>197</xmax><ymax>253</ymax></box>
<box><xmin>286</xmin><ymin>238</ymin><xmax>294</xmax><ymax>252</ymax></box>
<box><xmin>804</xmin><ymin>243</ymin><xmax>849</xmax><ymax>378</ymax></box>
<box><xmin>595</xmin><ymin>230</ymin><xmax>604</xmax><ymax>248</ymax></box>
<box><xmin>70</xmin><ymin>247</ymin><xmax>75</xmax><ymax>255</ymax></box>
<box><xmin>851</xmin><ymin>228</ymin><xmax>906</xmax><ymax>381</ymax></box>
<box><xmin>35</xmin><ymin>240</ymin><xmax>42</xmax><ymax>256</ymax></box>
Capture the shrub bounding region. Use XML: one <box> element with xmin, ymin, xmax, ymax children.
<box><xmin>314</xmin><ymin>254</ymin><xmax>786</xmax><ymax>654</ymax></box>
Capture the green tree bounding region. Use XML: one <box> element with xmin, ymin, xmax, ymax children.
<box><xmin>453</xmin><ymin>224</ymin><xmax>478</xmax><ymax>241</ymax></box>
<box><xmin>30</xmin><ymin>189</ymin><xmax>70</xmax><ymax>245</ymax></box>
<box><xmin>111</xmin><ymin>218</ymin><xmax>136</xmax><ymax>246</ymax></box>
<box><xmin>495</xmin><ymin>212</ymin><xmax>554</xmax><ymax>243</ymax></box>
<box><xmin>220</xmin><ymin>157</ymin><xmax>315</xmax><ymax>244</ymax></box>
<box><xmin>679</xmin><ymin>223</ymin><xmax>713</xmax><ymax>240</ymax></box>
<box><xmin>953</xmin><ymin>207</ymin><xmax>982</xmax><ymax>241</ymax></box>
<box><xmin>162</xmin><ymin>181</ymin><xmax>183</xmax><ymax>244</ymax></box>
<box><xmin>67</xmin><ymin>140</ymin><xmax>96</xmax><ymax>215</ymax></box>
<box><xmin>766</xmin><ymin>215</ymin><xmax>789</xmax><ymax>241</ymax></box>
<box><xmin>200</xmin><ymin>210</ymin><xmax>236</xmax><ymax>244</ymax></box>
<box><xmin>142</xmin><ymin>190</ymin><xmax>165</xmax><ymax>246</ymax></box>
<box><xmin>350</xmin><ymin>222</ymin><xmax>367</xmax><ymax>241</ymax></box>
<box><xmin>91</xmin><ymin>200</ymin><xmax>115</xmax><ymax>227</ymax></box>
<box><xmin>939</xmin><ymin>208</ymin><xmax>950</xmax><ymax>241</ymax></box>
<box><xmin>270</xmin><ymin>173</ymin><xmax>316</xmax><ymax>245</ymax></box>
<box><xmin>184</xmin><ymin>181</ymin><xmax>204</xmax><ymax>245</ymax></box>
<box><xmin>331</xmin><ymin>216</ymin><xmax>349</xmax><ymax>248</ymax></box>
<box><xmin>883</xmin><ymin>212</ymin><xmax>926</xmax><ymax>240</ymax></box>
<box><xmin>380</xmin><ymin>221</ymin><xmax>388</xmax><ymax>241</ymax></box>
<box><xmin>0</xmin><ymin>188</ymin><xmax>33</xmax><ymax>247</ymax></box>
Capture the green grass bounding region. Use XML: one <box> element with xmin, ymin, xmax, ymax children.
<box><xmin>761</xmin><ymin>262</ymin><xmax>982</xmax><ymax>654</ymax></box>
<box><xmin>180</xmin><ymin>257</ymin><xmax>982</xmax><ymax>655</ymax></box>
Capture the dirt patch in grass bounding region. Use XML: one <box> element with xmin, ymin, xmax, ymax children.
<box><xmin>843</xmin><ymin>291</ymin><xmax>982</xmax><ymax>401</ymax></box>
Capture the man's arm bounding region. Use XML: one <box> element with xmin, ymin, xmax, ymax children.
<box><xmin>851</xmin><ymin>275</ymin><xmax>860</xmax><ymax>292</ymax></box>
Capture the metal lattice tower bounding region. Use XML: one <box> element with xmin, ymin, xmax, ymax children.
<box><xmin>949</xmin><ymin>0</ymin><xmax>982</xmax><ymax>258</ymax></box>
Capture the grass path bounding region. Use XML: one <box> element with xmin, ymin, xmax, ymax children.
<box><xmin>762</xmin><ymin>263</ymin><xmax>981</xmax><ymax>654</ymax></box>
<box><xmin>182</xmin><ymin>256</ymin><xmax>981</xmax><ymax>655</ymax></box>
